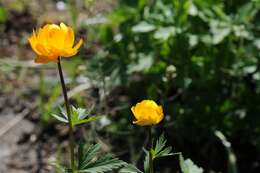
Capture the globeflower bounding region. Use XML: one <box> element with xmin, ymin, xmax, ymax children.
<box><xmin>28</xmin><ymin>22</ymin><xmax>83</xmax><ymax>64</ymax></box>
<box><xmin>131</xmin><ymin>100</ymin><xmax>164</xmax><ymax>126</ymax></box>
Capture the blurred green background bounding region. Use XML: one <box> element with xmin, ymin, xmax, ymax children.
<box><xmin>0</xmin><ymin>0</ymin><xmax>259</xmax><ymax>172</ymax></box>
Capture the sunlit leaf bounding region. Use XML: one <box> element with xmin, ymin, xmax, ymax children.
<box><xmin>132</xmin><ymin>22</ymin><xmax>156</xmax><ymax>33</ymax></box>
<box><xmin>154</xmin><ymin>27</ymin><xmax>176</xmax><ymax>41</ymax></box>
<box><xmin>52</xmin><ymin>114</ymin><xmax>68</xmax><ymax>123</ymax></box>
<box><xmin>179</xmin><ymin>154</ymin><xmax>204</xmax><ymax>173</ymax></box>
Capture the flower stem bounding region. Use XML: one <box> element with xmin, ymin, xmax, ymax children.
<box><xmin>57</xmin><ymin>57</ymin><xmax>75</xmax><ymax>170</ymax></box>
<box><xmin>148</xmin><ymin>126</ymin><xmax>154</xmax><ymax>173</ymax></box>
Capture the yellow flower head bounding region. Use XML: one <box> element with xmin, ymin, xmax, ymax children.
<box><xmin>131</xmin><ymin>100</ymin><xmax>164</xmax><ymax>126</ymax></box>
<box><xmin>28</xmin><ymin>23</ymin><xmax>83</xmax><ymax>64</ymax></box>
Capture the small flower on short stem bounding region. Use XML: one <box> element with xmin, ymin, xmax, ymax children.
<box><xmin>131</xmin><ymin>100</ymin><xmax>164</xmax><ymax>173</ymax></box>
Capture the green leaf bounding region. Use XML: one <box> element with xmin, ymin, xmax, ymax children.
<box><xmin>76</xmin><ymin>107</ymin><xmax>88</xmax><ymax>120</ymax></box>
<box><xmin>78</xmin><ymin>143</ymin><xmax>85</xmax><ymax>169</ymax></box>
<box><xmin>79</xmin><ymin>154</ymin><xmax>126</xmax><ymax>173</ymax></box>
<box><xmin>0</xmin><ymin>7</ymin><xmax>7</xmax><ymax>23</ymax></box>
<box><xmin>80</xmin><ymin>105</ymin><xmax>94</xmax><ymax>120</ymax></box>
<box><xmin>119</xmin><ymin>164</ymin><xmax>143</xmax><ymax>173</ymax></box>
<box><xmin>59</xmin><ymin>106</ymin><xmax>68</xmax><ymax>119</ymax></box>
<box><xmin>179</xmin><ymin>154</ymin><xmax>203</xmax><ymax>173</ymax></box>
<box><xmin>132</xmin><ymin>21</ymin><xmax>156</xmax><ymax>33</ymax></box>
<box><xmin>52</xmin><ymin>114</ymin><xmax>68</xmax><ymax>123</ymax></box>
<box><xmin>154</xmin><ymin>134</ymin><xmax>167</xmax><ymax>154</ymax></box>
<box><xmin>74</xmin><ymin>116</ymin><xmax>102</xmax><ymax>126</ymax></box>
<box><xmin>143</xmin><ymin>149</ymin><xmax>149</xmax><ymax>173</ymax></box>
<box><xmin>155</xmin><ymin>146</ymin><xmax>174</xmax><ymax>158</ymax></box>
<box><xmin>55</xmin><ymin>106</ymin><xmax>99</xmax><ymax>127</ymax></box>
<box><xmin>153</xmin><ymin>27</ymin><xmax>176</xmax><ymax>41</ymax></box>
<box><xmin>127</xmin><ymin>53</ymin><xmax>154</xmax><ymax>73</ymax></box>
<box><xmin>78</xmin><ymin>143</ymin><xmax>126</xmax><ymax>173</ymax></box>
<box><xmin>236</xmin><ymin>1</ymin><xmax>259</xmax><ymax>23</ymax></box>
<box><xmin>151</xmin><ymin>133</ymin><xmax>174</xmax><ymax>159</ymax></box>
<box><xmin>78</xmin><ymin>144</ymin><xmax>101</xmax><ymax>169</ymax></box>
<box><xmin>210</xmin><ymin>20</ymin><xmax>231</xmax><ymax>44</ymax></box>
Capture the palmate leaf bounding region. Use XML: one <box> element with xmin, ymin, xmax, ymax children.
<box><xmin>119</xmin><ymin>164</ymin><xmax>143</xmax><ymax>173</ymax></box>
<box><xmin>141</xmin><ymin>134</ymin><xmax>175</xmax><ymax>173</ymax></box>
<box><xmin>78</xmin><ymin>144</ymin><xmax>101</xmax><ymax>169</ymax></box>
<box><xmin>53</xmin><ymin>106</ymin><xmax>100</xmax><ymax>127</ymax></box>
<box><xmin>77</xmin><ymin>143</ymin><xmax>126</xmax><ymax>173</ymax></box>
<box><xmin>79</xmin><ymin>154</ymin><xmax>126</xmax><ymax>173</ymax></box>
<box><xmin>151</xmin><ymin>133</ymin><xmax>174</xmax><ymax>159</ymax></box>
<box><xmin>71</xmin><ymin>106</ymin><xmax>90</xmax><ymax>121</ymax></box>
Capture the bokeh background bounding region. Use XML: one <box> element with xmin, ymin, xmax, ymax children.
<box><xmin>0</xmin><ymin>0</ymin><xmax>259</xmax><ymax>172</ymax></box>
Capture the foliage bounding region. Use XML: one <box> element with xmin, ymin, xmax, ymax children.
<box><xmin>88</xmin><ymin>0</ymin><xmax>260</xmax><ymax>171</ymax></box>
<box><xmin>77</xmin><ymin>143</ymin><xmax>126</xmax><ymax>173</ymax></box>
<box><xmin>179</xmin><ymin>154</ymin><xmax>203</xmax><ymax>173</ymax></box>
<box><xmin>119</xmin><ymin>164</ymin><xmax>143</xmax><ymax>173</ymax></box>
<box><xmin>1</xmin><ymin>0</ymin><xmax>259</xmax><ymax>172</ymax></box>
<box><xmin>150</xmin><ymin>133</ymin><xmax>174</xmax><ymax>159</ymax></box>
<box><xmin>52</xmin><ymin>106</ymin><xmax>101</xmax><ymax>128</ymax></box>
<box><xmin>54</xmin><ymin>143</ymin><xmax>126</xmax><ymax>173</ymax></box>
<box><xmin>0</xmin><ymin>7</ymin><xmax>7</xmax><ymax>23</ymax></box>
<box><xmin>120</xmin><ymin>133</ymin><xmax>174</xmax><ymax>173</ymax></box>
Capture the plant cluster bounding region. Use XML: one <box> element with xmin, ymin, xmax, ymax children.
<box><xmin>87</xmin><ymin>0</ymin><xmax>260</xmax><ymax>171</ymax></box>
<box><xmin>28</xmin><ymin>22</ymin><xmax>201</xmax><ymax>173</ymax></box>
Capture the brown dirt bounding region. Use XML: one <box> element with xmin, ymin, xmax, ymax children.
<box><xmin>0</xmin><ymin>0</ymin><xmax>114</xmax><ymax>172</ymax></box>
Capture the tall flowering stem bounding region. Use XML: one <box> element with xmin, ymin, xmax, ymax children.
<box><xmin>57</xmin><ymin>57</ymin><xmax>75</xmax><ymax>170</ymax></box>
<box><xmin>148</xmin><ymin>126</ymin><xmax>154</xmax><ymax>173</ymax></box>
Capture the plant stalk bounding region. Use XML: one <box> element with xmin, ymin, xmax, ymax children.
<box><xmin>68</xmin><ymin>0</ymin><xmax>78</xmax><ymax>31</ymax></box>
<box><xmin>57</xmin><ymin>57</ymin><xmax>75</xmax><ymax>170</ymax></box>
<box><xmin>148</xmin><ymin>126</ymin><xmax>154</xmax><ymax>173</ymax></box>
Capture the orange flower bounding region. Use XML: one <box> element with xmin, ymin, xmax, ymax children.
<box><xmin>131</xmin><ymin>100</ymin><xmax>164</xmax><ymax>126</ymax></box>
<box><xmin>28</xmin><ymin>23</ymin><xmax>83</xmax><ymax>64</ymax></box>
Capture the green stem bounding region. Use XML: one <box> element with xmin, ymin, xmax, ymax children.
<box><xmin>148</xmin><ymin>126</ymin><xmax>154</xmax><ymax>173</ymax></box>
<box><xmin>68</xmin><ymin>0</ymin><xmax>78</xmax><ymax>31</ymax></box>
<box><xmin>57</xmin><ymin>57</ymin><xmax>75</xmax><ymax>170</ymax></box>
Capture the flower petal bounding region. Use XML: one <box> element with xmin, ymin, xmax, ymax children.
<box><xmin>28</xmin><ymin>23</ymin><xmax>81</xmax><ymax>63</ymax></box>
<box><xmin>72</xmin><ymin>38</ymin><xmax>83</xmax><ymax>50</ymax></box>
<box><xmin>35</xmin><ymin>43</ymin><xmax>49</xmax><ymax>55</ymax></box>
<box><xmin>131</xmin><ymin>100</ymin><xmax>164</xmax><ymax>126</ymax></box>
<box><xmin>35</xmin><ymin>56</ymin><xmax>52</xmax><ymax>64</ymax></box>
<box><xmin>62</xmin><ymin>38</ymin><xmax>83</xmax><ymax>57</ymax></box>
<box><xmin>64</xmin><ymin>27</ymin><xmax>75</xmax><ymax>48</ymax></box>
<box><xmin>28</xmin><ymin>30</ymin><xmax>42</xmax><ymax>55</ymax></box>
<box><xmin>60</xmin><ymin>22</ymin><xmax>68</xmax><ymax>32</ymax></box>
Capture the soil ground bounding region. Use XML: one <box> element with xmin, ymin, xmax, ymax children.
<box><xmin>0</xmin><ymin>0</ymin><xmax>113</xmax><ymax>172</ymax></box>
